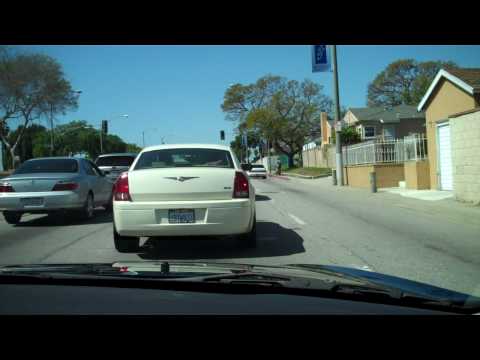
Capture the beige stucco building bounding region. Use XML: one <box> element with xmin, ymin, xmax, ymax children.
<box><xmin>417</xmin><ymin>68</ymin><xmax>480</xmax><ymax>191</ymax></box>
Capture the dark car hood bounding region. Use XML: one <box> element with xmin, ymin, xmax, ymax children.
<box><xmin>1</xmin><ymin>261</ymin><xmax>478</xmax><ymax>305</ymax></box>
<box><xmin>288</xmin><ymin>264</ymin><xmax>478</xmax><ymax>305</ymax></box>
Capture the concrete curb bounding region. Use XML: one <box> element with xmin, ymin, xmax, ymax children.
<box><xmin>283</xmin><ymin>173</ymin><xmax>331</xmax><ymax>179</ymax></box>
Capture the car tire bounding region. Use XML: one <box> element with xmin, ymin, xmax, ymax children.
<box><xmin>113</xmin><ymin>223</ymin><xmax>139</xmax><ymax>253</ymax></box>
<box><xmin>237</xmin><ymin>215</ymin><xmax>257</xmax><ymax>249</ymax></box>
<box><xmin>78</xmin><ymin>193</ymin><xmax>95</xmax><ymax>221</ymax></box>
<box><xmin>3</xmin><ymin>211</ymin><xmax>22</xmax><ymax>225</ymax></box>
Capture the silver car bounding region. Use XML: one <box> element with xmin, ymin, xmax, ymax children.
<box><xmin>0</xmin><ymin>157</ymin><xmax>114</xmax><ymax>225</ymax></box>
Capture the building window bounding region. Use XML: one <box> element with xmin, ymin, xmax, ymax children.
<box><xmin>364</xmin><ymin>126</ymin><xmax>375</xmax><ymax>138</ymax></box>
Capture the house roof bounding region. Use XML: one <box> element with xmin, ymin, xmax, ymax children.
<box><xmin>418</xmin><ymin>68</ymin><xmax>480</xmax><ymax>111</ymax></box>
<box><xmin>349</xmin><ymin>104</ymin><xmax>424</xmax><ymax>124</ymax></box>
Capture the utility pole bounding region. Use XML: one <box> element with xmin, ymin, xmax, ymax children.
<box><xmin>100</xmin><ymin>129</ymin><xmax>103</xmax><ymax>154</ymax></box>
<box><xmin>332</xmin><ymin>45</ymin><xmax>343</xmax><ymax>186</ymax></box>
<box><xmin>142</xmin><ymin>131</ymin><xmax>145</xmax><ymax>148</ymax></box>
<box><xmin>49</xmin><ymin>103</ymin><xmax>54</xmax><ymax>156</ymax></box>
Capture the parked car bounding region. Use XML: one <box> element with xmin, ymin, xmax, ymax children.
<box><xmin>112</xmin><ymin>144</ymin><xmax>256</xmax><ymax>252</ymax></box>
<box><xmin>0</xmin><ymin>157</ymin><xmax>113</xmax><ymax>224</ymax></box>
<box><xmin>94</xmin><ymin>153</ymin><xmax>138</xmax><ymax>183</ymax></box>
<box><xmin>247</xmin><ymin>164</ymin><xmax>267</xmax><ymax>179</ymax></box>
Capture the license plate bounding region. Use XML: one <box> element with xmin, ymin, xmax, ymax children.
<box><xmin>20</xmin><ymin>197</ymin><xmax>44</xmax><ymax>207</ymax></box>
<box><xmin>168</xmin><ymin>209</ymin><xmax>195</xmax><ymax>224</ymax></box>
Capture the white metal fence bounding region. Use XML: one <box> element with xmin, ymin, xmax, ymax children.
<box><xmin>342</xmin><ymin>135</ymin><xmax>427</xmax><ymax>166</ymax></box>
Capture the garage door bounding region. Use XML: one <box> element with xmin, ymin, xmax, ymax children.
<box><xmin>437</xmin><ymin>123</ymin><xmax>453</xmax><ymax>191</ymax></box>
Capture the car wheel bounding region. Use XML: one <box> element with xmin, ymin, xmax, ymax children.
<box><xmin>113</xmin><ymin>223</ymin><xmax>139</xmax><ymax>253</ymax></box>
<box><xmin>3</xmin><ymin>211</ymin><xmax>22</xmax><ymax>225</ymax></box>
<box><xmin>78</xmin><ymin>193</ymin><xmax>95</xmax><ymax>221</ymax></box>
<box><xmin>237</xmin><ymin>215</ymin><xmax>257</xmax><ymax>249</ymax></box>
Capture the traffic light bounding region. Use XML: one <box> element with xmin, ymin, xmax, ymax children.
<box><xmin>220</xmin><ymin>130</ymin><xmax>225</xmax><ymax>141</ymax></box>
<box><xmin>101</xmin><ymin>120</ymin><xmax>108</xmax><ymax>135</ymax></box>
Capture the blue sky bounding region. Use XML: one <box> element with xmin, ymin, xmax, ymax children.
<box><xmin>17</xmin><ymin>45</ymin><xmax>480</xmax><ymax>147</ymax></box>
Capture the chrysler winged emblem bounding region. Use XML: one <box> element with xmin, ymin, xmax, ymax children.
<box><xmin>164</xmin><ymin>176</ymin><xmax>199</xmax><ymax>182</ymax></box>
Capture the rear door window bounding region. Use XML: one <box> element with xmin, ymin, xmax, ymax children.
<box><xmin>82</xmin><ymin>161</ymin><xmax>96</xmax><ymax>176</ymax></box>
<box><xmin>134</xmin><ymin>148</ymin><xmax>234</xmax><ymax>170</ymax></box>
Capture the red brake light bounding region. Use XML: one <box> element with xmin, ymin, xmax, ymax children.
<box><xmin>114</xmin><ymin>172</ymin><xmax>131</xmax><ymax>201</ymax></box>
<box><xmin>233</xmin><ymin>171</ymin><xmax>249</xmax><ymax>198</ymax></box>
<box><xmin>0</xmin><ymin>183</ymin><xmax>14</xmax><ymax>193</ymax></box>
<box><xmin>52</xmin><ymin>182</ymin><xmax>79</xmax><ymax>191</ymax></box>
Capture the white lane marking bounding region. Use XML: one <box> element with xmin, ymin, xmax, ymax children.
<box><xmin>287</xmin><ymin>213</ymin><xmax>306</xmax><ymax>226</ymax></box>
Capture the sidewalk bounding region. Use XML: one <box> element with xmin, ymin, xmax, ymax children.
<box><xmin>283</xmin><ymin>176</ymin><xmax>480</xmax><ymax>228</ymax></box>
<box><xmin>379</xmin><ymin>187</ymin><xmax>454</xmax><ymax>201</ymax></box>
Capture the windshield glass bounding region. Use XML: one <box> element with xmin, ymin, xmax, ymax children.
<box><xmin>13</xmin><ymin>159</ymin><xmax>79</xmax><ymax>174</ymax></box>
<box><xmin>1</xmin><ymin>45</ymin><xmax>480</xmax><ymax>311</ymax></box>
<box><xmin>96</xmin><ymin>156</ymin><xmax>136</xmax><ymax>167</ymax></box>
<box><xmin>134</xmin><ymin>148</ymin><xmax>234</xmax><ymax>169</ymax></box>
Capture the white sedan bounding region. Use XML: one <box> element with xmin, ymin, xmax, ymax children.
<box><xmin>112</xmin><ymin>144</ymin><xmax>256</xmax><ymax>252</ymax></box>
<box><xmin>247</xmin><ymin>164</ymin><xmax>268</xmax><ymax>179</ymax></box>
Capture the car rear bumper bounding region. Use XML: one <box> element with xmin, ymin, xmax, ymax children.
<box><xmin>113</xmin><ymin>199</ymin><xmax>254</xmax><ymax>237</ymax></box>
<box><xmin>0</xmin><ymin>191</ymin><xmax>84</xmax><ymax>212</ymax></box>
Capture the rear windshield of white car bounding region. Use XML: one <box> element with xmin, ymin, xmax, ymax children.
<box><xmin>134</xmin><ymin>148</ymin><xmax>234</xmax><ymax>170</ymax></box>
<box><xmin>14</xmin><ymin>159</ymin><xmax>79</xmax><ymax>174</ymax></box>
<box><xmin>95</xmin><ymin>156</ymin><xmax>136</xmax><ymax>167</ymax></box>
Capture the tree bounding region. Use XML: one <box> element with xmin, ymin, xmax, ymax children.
<box><xmin>222</xmin><ymin>75</ymin><xmax>333</xmax><ymax>168</ymax></box>
<box><xmin>0</xmin><ymin>46</ymin><xmax>78</xmax><ymax>168</ymax></box>
<box><xmin>367</xmin><ymin>59</ymin><xmax>458</xmax><ymax>107</ymax></box>
<box><xmin>229</xmin><ymin>128</ymin><xmax>262</xmax><ymax>163</ymax></box>
<box><xmin>332</xmin><ymin>126</ymin><xmax>362</xmax><ymax>146</ymax></box>
<box><xmin>126</xmin><ymin>142</ymin><xmax>142</xmax><ymax>154</ymax></box>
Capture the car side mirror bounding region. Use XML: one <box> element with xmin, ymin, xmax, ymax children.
<box><xmin>241</xmin><ymin>163</ymin><xmax>252</xmax><ymax>171</ymax></box>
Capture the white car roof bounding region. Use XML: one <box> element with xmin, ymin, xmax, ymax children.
<box><xmin>141</xmin><ymin>144</ymin><xmax>232</xmax><ymax>152</ymax></box>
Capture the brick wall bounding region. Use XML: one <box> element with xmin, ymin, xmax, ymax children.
<box><xmin>450</xmin><ymin>110</ymin><xmax>480</xmax><ymax>204</ymax></box>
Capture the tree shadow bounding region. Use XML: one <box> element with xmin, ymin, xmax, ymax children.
<box><xmin>255</xmin><ymin>194</ymin><xmax>271</xmax><ymax>202</ymax></box>
<box><xmin>135</xmin><ymin>221</ymin><xmax>305</xmax><ymax>260</ymax></box>
<box><xmin>15</xmin><ymin>209</ymin><xmax>113</xmax><ymax>227</ymax></box>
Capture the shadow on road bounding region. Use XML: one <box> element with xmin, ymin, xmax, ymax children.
<box><xmin>255</xmin><ymin>194</ymin><xmax>271</xmax><ymax>202</ymax></box>
<box><xmin>15</xmin><ymin>209</ymin><xmax>113</xmax><ymax>227</ymax></box>
<box><xmin>136</xmin><ymin>221</ymin><xmax>305</xmax><ymax>260</ymax></box>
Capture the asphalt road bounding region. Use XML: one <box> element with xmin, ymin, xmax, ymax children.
<box><xmin>1</xmin><ymin>176</ymin><xmax>480</xmax><ymax>296</ymax></box>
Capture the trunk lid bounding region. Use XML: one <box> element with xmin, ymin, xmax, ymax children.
<box><xmin>128</xmin><ymin>167</ymin><xmax>237</xmax><ymax>201</ymax></box>
<box><xmin>3</xmin><ymin>173</ymin><xmax>80</xmax><ymax>192</ymax></box>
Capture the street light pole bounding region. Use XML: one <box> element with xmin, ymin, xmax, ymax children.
<box><xmin>332</xmin><ymin>45</ymin><xmax>344</xmax><ymax>186</ymax></box>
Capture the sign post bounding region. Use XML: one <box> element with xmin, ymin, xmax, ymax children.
<box><xmin>312</xmin><ymin>45</ymin><xmax>343</xmax><ymax>186</ymax></box>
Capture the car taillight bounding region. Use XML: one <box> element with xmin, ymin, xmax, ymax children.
<box><xmin>114</xmin><ymin>172</ymin><xmax>131</xmax><ymax>201</ymax></box>
<box><xmin>233</xmin><ymin>171</ymin><xmax>249</xmax><ymax>198</ymax></box>
<box><xmin>0</xmin><ymin>183</ymin><xmax>14</xmax><ymax>193</ymax></box>
<box><xmin>52</xmin><ymin>182</ymin><xmax>79</xmax><ymax>191</ymax></box>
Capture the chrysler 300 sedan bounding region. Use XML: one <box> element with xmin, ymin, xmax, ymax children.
<box><xmin>112</xmin><ymin>144</ymin><xmax>256</xmax><ymax>252</ymax></box>
<box><xmin>0</xmin><ymin>157</ymin><xmax>114</xmax><ymax>224</ymax></box>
